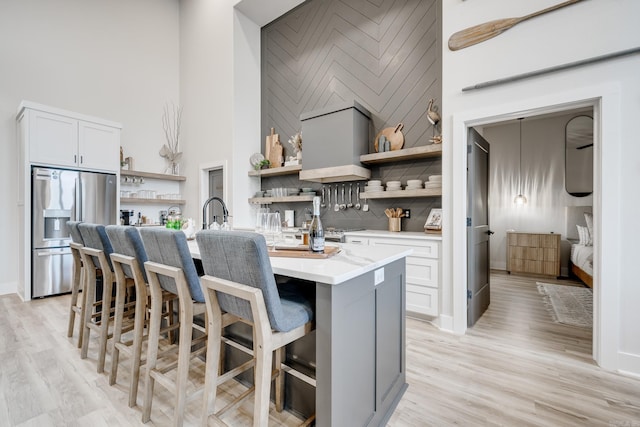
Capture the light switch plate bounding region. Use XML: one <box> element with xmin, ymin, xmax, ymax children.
<box><xmin>374</xmin><ymin>268</ymin><xmax>384</xmax><ymax>285</ymax></box>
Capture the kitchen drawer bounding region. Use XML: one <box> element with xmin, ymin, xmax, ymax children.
<box><xmin>407</xmin><ymin>258</ymin><xmax>438</xmax><ymax>288</ymax></box>
<box><xmin>370</xmin><ymin>238</ymin><xmax>439</xmax><ymax>259</ymax></box>
<box><xmin>344</xmin><ymin>236</ymin><xmax>369</xmax><ymax>245</ymax></box>
<box><xmin>406</xmin><ymin>284</ymin><xmax>439</xmax><ymax>316</ymax></box>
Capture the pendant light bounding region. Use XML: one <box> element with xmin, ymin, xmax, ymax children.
<box><xmin>514</xmin><ymin>117</ymin><xmax>527</xmax><ymax>205</ymax></box>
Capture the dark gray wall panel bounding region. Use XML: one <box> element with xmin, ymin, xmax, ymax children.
<box><xmin>261</xmin><ymin>0</ymin><xmax>442</xmax><ymax>232</ymax></box>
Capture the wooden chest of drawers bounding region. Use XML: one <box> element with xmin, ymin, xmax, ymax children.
<box><xmin>507</xmin><ymin>232</ymin><xmax>560</xmax><ymax>277</ymax></box>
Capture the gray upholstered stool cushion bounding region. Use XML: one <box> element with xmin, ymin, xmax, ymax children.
<box><xmin>139</xmin><ymin>227</ymin><xmax>204</xmax><ymax>303</ymax></box>
<box><xmin>78</xmin><ymin>223</ymin><xmax>114</xmax><ymax>270</ymax></box>
<box><xmin>67</xmin><ymin>221</ymin><xmax>84</xmax><ymax>244</ymax></box>
<box><xmin>196</xmin><ymin>230</ymin><xmax>313</xmax><ymax>332</ymax></box>
<box><xmin>106</xmin><ymin>225</ymin><xmax>149</xmax><ymax>282</ymax></box>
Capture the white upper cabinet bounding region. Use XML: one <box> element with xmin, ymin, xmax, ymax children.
<box><xmin>78</xmin><ymin>120</ymin><xmax>120</xmax><ymax>171</ymax></box>
<box><xmin>20</xmin><ymin>102</ymin><xmax>121</xmax><ymax>172</ymax></box>
<box><xmin>28</xmin><ymin>109</ymin><xmax>78</xmax><ymax>167</ymax></box>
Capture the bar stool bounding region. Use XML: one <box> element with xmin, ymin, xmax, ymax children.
<box><xmin>66</xmin><ymin>221</ymin><xmax>85</xmax><ymax>348</ymax></box>
<box><xmin>139</xmin><ymin>227</ymin><xmax>210</xmax><ymax>426</ymax></box>
<box><xmin>196</xmin><ymin>230</ymin><xmax>315</xmax><ymax>427</ymax></box>
<box><xmin>105</xmin><ymin>225</ymin><xmax>177</xmax><ymax>408</ymax></box>
<box><xmin>78</xmin><ymin>223</ymin><xmax>117</xmax><ymax>373</ymax></box>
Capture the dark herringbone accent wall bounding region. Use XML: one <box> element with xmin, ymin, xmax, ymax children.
<box><xmin>261</xmin><ymin>0</ymin><xmax>442</xmax><ymax>232</ymax></box>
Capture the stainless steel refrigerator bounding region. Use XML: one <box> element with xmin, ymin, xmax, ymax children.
<box><xmin>31</xmin><ymin>166</ymin><xmax>117</xmax><ymax>298</ymax></box>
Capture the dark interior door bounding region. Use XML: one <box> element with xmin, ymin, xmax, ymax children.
<box><xmin>467</xmin><ymin>128</ymin><xmax>491</xmax><ymax>327</ymax></box>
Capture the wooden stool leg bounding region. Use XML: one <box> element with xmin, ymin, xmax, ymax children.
<box><xmin>142</xmin><ymin>286</ymin><xmax>163</xmax><ymax>423</ymax></box>
<box><xmin>167</xmin><ymin>298</ymin><xmax>176</xmax><ymax>344</ymax></box>
<box><xmin>109</xmin><ymin>275</ymin><xmax>127</xmax><ymax>385</ymax></box>
<box><xmin>275</xmin><ymin>346</ymin><xmax>285</xmax><ymax>412</ymax></box>
<box><xmin>67</xmin><ymin>257</ymin><xmax>81</xmax><ymax>338</ymax></box>
<box><xmin>128</xmin><ymin>285</ymin><xmax>148</xmax><ymax>407</ymax></box>
<box><xmin>173</xmin><ymin>303</ymin><xmax>193</xmax><ymax>427</ymax></box>
<box><xmin>97</xmin><ymin>272</ymin><xmax>113</xmax><ymax>374</ymax></box>
<box><xmin>76</xmin><ymin>265</ymin><xmax>86</xmax><ymax>349</ymax></box>
<box><xmin>80</xmin><ymin>266</ymin><xmax>97</xmax><ymax>360</ymax></box>
<box><xmin>253</xmin><ymin>337</ymin><xmax>273</xmax><ymax>427</ymax></box>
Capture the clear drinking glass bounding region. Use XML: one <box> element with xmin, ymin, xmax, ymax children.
<box><xmin>265</xmin><ymin>212</ymin><xmax>282</xmax><ymax>249</ymax></box>
<box><xmin>255</xmin><ymin>208</ymin><xmax>270</xmax><ymax>233</ymax></box>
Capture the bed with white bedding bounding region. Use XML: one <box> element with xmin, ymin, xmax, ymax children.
<box><xmin>565</xmin><ymin>206</ymin><xmax>593</xmax><ymax>288</ymax></box>
<box><xmin>571</xmin><ymin>243</ymin><xmax>593</xmax><ymax>288</ymax></box>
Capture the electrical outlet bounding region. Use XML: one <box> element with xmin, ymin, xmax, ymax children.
<box><xmin>403</xmin><ymin>209</ymin><xmax>411</xmax><ymax>219</ymax></box>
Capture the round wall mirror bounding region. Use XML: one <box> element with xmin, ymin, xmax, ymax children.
<box><xmin>565</xmin><ymin>115</ymin><xmax>593</xmax><ymax>197</ymax></box>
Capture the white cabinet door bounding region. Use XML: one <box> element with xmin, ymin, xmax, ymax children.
<box><xmin>406</xmin><ymin>284</ymin><xmax>439</xmax><ymax>316</ymax></box>
<box><xmin>369</xmin><ymin>236</ymin><xmax>441</xmax><ymax>317</ymax></box>
<box><xmin>79</xmin><ymin>121</ymin><xmax>120</xmax><ymax>172</ymax></box>
<box><xmin>28</xmin><ymin>110</ymin><xmax>78</xmax><ymax>167</ymax></box>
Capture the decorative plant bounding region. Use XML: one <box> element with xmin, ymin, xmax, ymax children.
<box><xmin>254</xmin><ymin>159</ymin><xmax>271</xmax><ymax>170</ymax></box>
<box><xmin>160</xmin><ymin>102</ymin><xmax>183</xmax><ymax>174</ymax></box>
<box><xmin>288</xmin><ymin>131</ymin><xmax>302</xmax><ymax>154</ymax></box>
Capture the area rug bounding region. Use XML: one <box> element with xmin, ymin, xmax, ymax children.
<box><xmin>537</xmin><ymin>282</ymin><xmax>593</xmax><ymax>328</ymax></box>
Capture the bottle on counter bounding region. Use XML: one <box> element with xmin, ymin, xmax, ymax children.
<box><xmin>309</xmin><ymin>196</ymin><xmax>324</xmax><ymax>253</ymax></box>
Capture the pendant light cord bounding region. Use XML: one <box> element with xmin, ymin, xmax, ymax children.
<box><xmin>519</xmin><ymin>118</ymin><xmax>523</xmax><ymax>194</ymax></box>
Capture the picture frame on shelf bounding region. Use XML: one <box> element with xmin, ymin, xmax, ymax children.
<box><xmin>424</xmin><ymin>208</ymin><xmax>442</xmax><ymax>232</ymax></box>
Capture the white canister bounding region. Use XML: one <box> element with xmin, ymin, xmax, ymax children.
<box><xmin>284</xmin><ymin>210</ymin><xmax>295</xmax><ymax>228</ymax></box>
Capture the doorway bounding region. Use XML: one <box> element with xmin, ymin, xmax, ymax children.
<box><xmin>199</xmin><ymin>161</ymin><xmax>229</xmax><ymax>230</ymax></box>
<box><xmin>452</xmin><ymin>85</ymin><xmax>621</xmax><ymax>370</ymax></box>
<box><xmin>207</xmin><ymin>168</ymin><xmax>225</xmax><ymax>226</ymax></box>
<box><xmin>466</xmin><ymin>111</ymin><xmax>594</xmax><ymax>355</ymax></box>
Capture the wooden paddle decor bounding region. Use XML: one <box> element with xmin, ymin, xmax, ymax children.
<box><xmin>448</xmin><ymin>0</ymin><xmax>583</xmax><ymax>51</ymax></box>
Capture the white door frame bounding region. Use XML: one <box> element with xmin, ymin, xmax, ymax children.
<box><xmin>450</xmin><ymin>83</ymin><xmax>621</xmax><ymax>370</ymax></box>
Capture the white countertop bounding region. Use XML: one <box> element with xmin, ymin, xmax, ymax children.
<box><xmin>188</xmin><ymin>240</ymin><xmax>412</xmax><ymax>285</ymax></box>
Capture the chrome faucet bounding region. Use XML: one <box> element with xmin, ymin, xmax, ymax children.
<box><xmin>202</xmin><ymin>196</ymin><xmax>229</xmax><ymax>230</ymax></box>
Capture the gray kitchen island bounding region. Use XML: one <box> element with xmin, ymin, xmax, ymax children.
<box><xmin>189</xmin><ymin>240</ymin><xmax>410</xmax><ymax>426</ymax></box>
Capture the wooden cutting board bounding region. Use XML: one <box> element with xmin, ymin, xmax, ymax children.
<box><xmin>374</xmin><ymin>123</ymin><xmax>404</xmax><ymax>152</ymax></box>
<box><xmin>268</xmin><ymin>245</ymin><xmax>340</xmax><ymax>258</ymax></box>
<box><xmin>265</xmin><ymin>128</ymin><xmax>275</xmax><ymax>161</ymax></box>
<box><xmin>269</xmin><ymin>138</ymin><xmax>283</xmax><ymax>168</ymax></box>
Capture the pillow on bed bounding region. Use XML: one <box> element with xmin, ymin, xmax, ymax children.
<box><xmin>577</xmin><ymin>224</ymin><xmax>592</xmax><ymax>246</ymax></box>
<box><xmin>584</xmin><ymin>212</ymin><xmax>594</xmax><ymax>241</ymax></box>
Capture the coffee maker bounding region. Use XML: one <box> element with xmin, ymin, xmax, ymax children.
<box><xmin>120</xmin><ymin>209</ymin><xmax>134</xmax><ymax>225</ymax></box>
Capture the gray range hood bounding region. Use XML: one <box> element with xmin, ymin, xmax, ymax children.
<box><xmin>299</xmin><ymin>100</ymin><xmax>371</xmax><ymax>183</ymax></box>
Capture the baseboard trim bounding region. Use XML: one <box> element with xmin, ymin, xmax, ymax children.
<box><xmin>435</xmin><ymin>314</ymin><xmax>454</xmax><ymax>333</ymax></box>
<box><xmin>618</xmin><ymin>351</ymin><xmax>640</xmax><ymax>378</ymax></box>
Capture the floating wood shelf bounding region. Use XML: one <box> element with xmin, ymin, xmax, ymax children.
<box><xmin>248</xmin><ymin>194</ymin><xmax>315</xmax><ymax>204</ymax></box>
<box><xmin>360</xmin><ymin>144</ymin><xmax>442</xmax><ymax>165</ymax></box>
<box><xmin>121</xmin><ymin>169</ymin><xmax>186</xmax><ymax>181</ymax></box>
<box><xmin>120</xmin><ymin>198</ymin><xmax>186</xmax><ymax>205</ymax></box>
<box><xmin>248</xmin><ymin>164</ymin><xmax>302</xmax><ymax>177</ymax></box>
<box><xmin>361</xmin><ymin>188</ymin><xmax>441</xmax><ymax>199</ymax></box>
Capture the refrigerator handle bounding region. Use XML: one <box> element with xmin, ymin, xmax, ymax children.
<box><xmin>76</xmin><ymin>176</ymin><xmax>82</xmax><ymax>221</ymax></box>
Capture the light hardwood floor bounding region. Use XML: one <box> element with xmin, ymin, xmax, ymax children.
<box><xmin>1</xmin><ymin>272</ymin><xmax>639</xmax><ymax>426</ymax></box>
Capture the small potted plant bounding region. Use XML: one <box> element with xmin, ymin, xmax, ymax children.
<box><xmin>255</xmin><ymin>159</ymin><xmax>271</xmax><ymax>170</ymax></box>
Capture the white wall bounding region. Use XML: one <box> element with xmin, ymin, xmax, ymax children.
<box><xmin>482</xmin><ymin>113</ymin><xmax>593</xmax><ymax>274</ymax></box>
<box><xmin>442</xmin><ymin>0</ymin><xmax>640</xmax><ymax>374</ymax></box>
<box><xmin>0</xmin><ymin>0</ymin><xmax>180</xmax><ymax>295</ymax></box>
<box><xmin>178</xmin><ymin>0</ymin><xmax>304</xmax><ymax>229</ymax></box>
